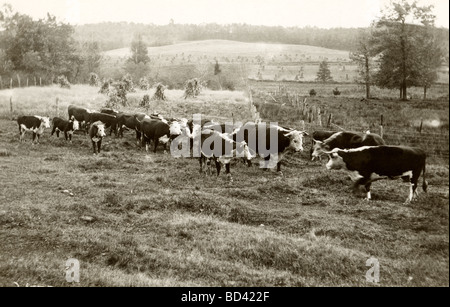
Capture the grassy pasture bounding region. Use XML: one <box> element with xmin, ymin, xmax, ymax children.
<box><xmin>0</xmin><ymin>85</ymin><xmax>448</xmax><ymax>287</ymax></box>
<box><xmin>101</xmin><ymin>40</ymin><xmax>449</xmax><ymax>86</ymax></box>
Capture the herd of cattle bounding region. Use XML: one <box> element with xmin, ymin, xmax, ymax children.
<box><xmin>16</xmin><ymin>104</ymin><xmax>428</xmax><ymax>203</ymax></box>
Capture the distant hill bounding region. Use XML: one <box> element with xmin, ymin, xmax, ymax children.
<box><xmin>103</xmin><ymin>40</ymin><xmax>351</xmax><ymax>63</ymax></box>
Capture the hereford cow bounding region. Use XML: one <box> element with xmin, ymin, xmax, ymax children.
<box><xmin>89</xmin><ymin>121</ymin><xmax>106</xmax><ymax>154</ymax></box>
<box><xmin>325</xmin><ymin>145</ymin><xmax>427</xmax><ymax>203</ymax></box>
<box><xmin>88</xmin><ymin>112</ymin><xmax>118</xmax><ymax>136</ymax></box>
<box><xmin>311</xmin><ymin>131</ymin><xmax>385</xmax><ymax>161</ymax></box>
<box><xmin>229</xmin><ymin>123</ymin><xmax>308</xmax><ymax>174</ymax></box>
<box><xmin>100</xmin><ymin>108</ymin><xmax>119</xmax><ymax>116</ymax></box>
<box><xmin>68</xmin><ymin>105</ymin><xmax>91</xmax><ymax>132</ymax></box>
<box><xmin>17</xmin><ymin>115</ymin><xmax>51</xmax><ymax>143</ymax></box>
<box><xmin>51</xmin><ymin>116</ymin><xmax>79</xmax><ymax>142</ymax></box>
<box><xmin>198</xmin><ymin>128</ymin><xmax>252</xmax><ymax>182</ymax></box>
<box><xmin>310</xmin><ymin>130</ymin><xmax>336</xmax><ymax>160</ymax></box>
<box><xmin>116</xmin><ymin>113</ymin><xmax>149</xmax><ymax>144</ymax></box>
<box><xmin>139</xmin><ymin>117</ymin><xmax>183</xmax><ymax>153</ymax></box>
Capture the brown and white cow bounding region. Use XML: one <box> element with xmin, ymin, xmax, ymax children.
<box><xmin>51</xmin><ymin>116</ymin><xmax>79</xmax><ymax>142</ymax></box>
<box><xmin>17</xmin><ymin>115</ymin><xmax>51</xmax><ymax>143</ymax></box>
<box><xmin>89</xmin><ymin>121</ymin><xmax>106</xmax><ymax>154</ymax></box>
<box><xmin>311</xmin><ymin>131</ymin><xmax>385</xmax><ymax>161</ymax></box>
<box><xmin>324</xmin><ymin>145</ymin><xmax>427</xmax><ymax>203</ymax></box>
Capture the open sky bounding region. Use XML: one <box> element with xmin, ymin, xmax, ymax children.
<box><xmin>2</xmin><ymin>0</ymin><xmax>449</xmax><ymax>28</ymax></box>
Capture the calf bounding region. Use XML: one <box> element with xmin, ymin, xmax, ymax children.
<box><xmin>325</xmin><ymin>145</ymin><xmax>428</xmax><ymax>203</ymax></box>
<box><xmin>51</xmin><ymin>116</ymin><xmax>79</xmax><ymax>142</ymax></box>
<box><xmin>89</xmin><ymin>121</ymin><xmax>107</xmax><ymax>154</ymax></box>
<box><xmin>311</xmin><ymin>131</ymin><xmax>385</xmax><ymax>161</ymax></box>
<box><xmin>17</xmin><ymin>115</ymin><xmax>50</xmax><ymax>143</ymax></box>
<box><xmin>88</xmin><ymin>112</ymin><xmax>118</xmax><ymax>136</ymax></box>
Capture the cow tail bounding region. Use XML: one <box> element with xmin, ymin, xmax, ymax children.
<box><xmin>422</xmin><ymin>160</ymin><xmax>428</xmax><ymax>193</ymax></box>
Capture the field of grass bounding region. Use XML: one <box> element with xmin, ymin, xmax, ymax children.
<box><xmin>0</xmin><ymin>85</ymin><xmax>448</xmax><ymax>287</ymax></box>
<box><xmin>101</xmin><ymin>40</ymin><xmax>450</xmax><ymax>85</ymax></box>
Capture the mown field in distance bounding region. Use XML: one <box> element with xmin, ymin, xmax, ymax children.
<box><xmin>101</xmin><ymin>40</ymin><xmax>450</xmax><ymax>85</ymax></box>
<box><xmin>0</xmin><ymin>85</ymin><xmax>448</xmax><ymax>287</ymax></box>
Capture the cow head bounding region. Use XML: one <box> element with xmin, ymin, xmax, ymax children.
<box><xmin>40</xmin><ymin>117</ymin><xmax>51</xmax><ymax>129</ymax></box>
<box><xmin>325</xmin><ymin>149</ymin><xmax>346</xmax><ymax>170</ymax></box>
<box><xmin>284</xmin><ymin>130</ymin><xmax>308</xmax><ymax>152</ymax></box>
<box><xmin>311</xmin><ymin>139</ymin><xmax>330</xmax><ymax>161</ymax></box>
<box><xmin>95</xmin><ymin>122</ymin><xmax>106</xmax><ymax>137</ymax></box>
<box><xmin>169</xmin><ymin>121</ymin><xmax>182</xmax><ymax>140</ymax></box>
<box><xmin>70</xmin><ymin>116</ymin><xmax>80</xmax><ymax>131</ymax></box>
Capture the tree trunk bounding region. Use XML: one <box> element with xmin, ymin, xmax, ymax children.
<box><xmin>365</xmin><ymin>56</ymin><xmax>370</xmax><ymax>99</ymax></box>
<box><xmin>423</xmin><ymin>86</ymin><xmax>427</xmax><ymax>100</ymax></box>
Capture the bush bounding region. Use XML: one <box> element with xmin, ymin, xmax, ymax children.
<box><xmin>309</xmin><ymin>89</ymin><xmax>317</xmax><ymax>97</ymax></box>
<box><xmin>99</xmin><ymin>78</ymin><xmax>113</xmax><ymax>94</ymax></box>
<box><xmin>333</xmin><ymin>87</ymin><xmax>341</xmax><ymax>96</ymax></box>
<box><xmin>152</xmin><ymin>83</ymin><xmax>167</xmax><ymax>101</ymax></box>
<box><xmin>89</xmin><ymin>73</ymin><xmax>100</xmax><ymax>86</ymax></box>
<box><xmin>139</xmin><ymin>77</ymin><xmax>150</xmax><ymax>90</ymax></box>
<box><xmin>56</xmin><ymin>75</ymin><xmax>71</xmax><ymax>89</ymax></box>
<box><xmin>184</xmin><ymin>78</ymin><xmax>204</xmax><ymax>99</ymax></box>
<box><xmin>140</xmin><ymin>94</ymin><xmax>150</xmax><ymax>108</ymax></box>
<box><xmin>121</xmin><ymin>73</ymin><xmax>135</xmax><ymax>92</ymax></box>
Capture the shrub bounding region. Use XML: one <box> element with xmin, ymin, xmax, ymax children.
<box><xmin>139</xmin><ymin>77</ymin><xmax>150</xmax><ymax>90</ymax></box>
<box><xmin>140</xmin><ymin>94</ymin><xmax>150</xmax><ymax>108</ymax></box>
<box><xmin>99</xmin><ymin>78</ymin><xmax>113</xmax><ymax>94</ymax></box>
<box><xmin>184</xmin><ymin>78</ymin><xmax>204</xmax><ymax>99</ymax></box>
<box><xmin>333</xmin><ymin>87</ymin><xmax>341</xmax><ymax>96</ymax></box>
<box><xmin>309</xmin><ymin>89</ymin><xmax>317</xmax><ymax>97</ymax></box>
<box><xmin>56</xmin><ymin>75</ymin><xmax>71</xmax><ymax>89</ymax></box>
<box><xmin>89</xmin><ymin>73</ymin><xmax>100</xmax><ymax>86</ymax></box>
<box><xmin>152</xmin><ymin>83</ymin><xmax>167</xmax><ymax>101</ymax></box>
<box><xmin>121</xmin><ymin>73</ymin><xmax>135</xmax><ymax>92</ymax></box>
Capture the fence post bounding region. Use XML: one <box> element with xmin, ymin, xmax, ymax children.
<box><xmin>40</xmin><ymin>77</ymin><xmax>42</xmax><ymax>86</ymax></box>
<box><xmin>10</xmin><ymin>78</ymin><xmax>13</xmax><ymax>89</ymax></box>
<box><xmin>317</xmin><ymin>107</ymin><xmax>322</xmax><ymax>127</ymax></box>
<box><xmin>379</xmin><ymin>114</ymin><xmax>384</xmax><ymax>138</ymax></box>
<box><xmin>56</xmin><ymin>97</ymin><xmax>59</xmax><ymax>117</ymax></box>
<box><xmin>27</xmin><ymin>78</ymin><xmax>29</xmax><ymax>87</ymax></box>
<box><xmin>419</xmin><ymin>119</ymin><xmax>423</xmax><ymax>134</ymax></box>
<box><xmin>10</xmin><ymin>96</ymin><xmax>13</xmax><ymax>120</ymax></box>
<box><xmin>327</xmin><ymin>114</ymin><xmax>332</xmax><ymax>128</ymax></box>
<box><xmin>17</xmin><ymin>74</ymin><xmax>20</xmax><ymax>88</ymax></box>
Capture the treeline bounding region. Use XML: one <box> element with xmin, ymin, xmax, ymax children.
<box><xmin>74</xmin><ymin>22</ymin><xmax>449</xmax><ymax>52</ymax></box>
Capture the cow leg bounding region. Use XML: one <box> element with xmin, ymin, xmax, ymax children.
<box><xmin>364</xmin><ymin>181</ymin><xmax>372</xmax><ymax>201</ymax></box>
<box><xmin>97</xmin><ymin>139</ymin><xmax>102</xmax><ymax>153</ymax></box>
<box><xmin>64</xmin><ymin>131</ymin><xmax>68</xmax><ymax>141</ymax></box>
<box><xmin>215</xmin><ymin>159</ymin><xmax>222</xmax><ymax>176</ymax></box>
<box><xmin>153</xmin><ymin>138</ymin><xmax>159</xmax><ymax>153</ymax></box>
<box><xmin>136</xmin><ymin>130</ymin><xmax>141</xmax><ymax>145</ymax></box>
<box><xmin>32</xmin><ymin>132</ymin><xmax>37</xmax><ymax>144</ymax></box>
<box><xmin>92</xmin><ymin>141</ymin><xmax>97</xmax><ymax>154</ymax></box>
<box><xmin>51</xmin><ymin>126</ymin><xmax>56</xmax><ymax>136</ymax></box>
<box><xmin>225</xmin><ymin>162</ymin><xmax>233</xmax><ymax>182</ymax></box>
<box><xmin>199</xmin><ymin>157</ymin><xmax>204</xmax><ymax>174</ymax></box>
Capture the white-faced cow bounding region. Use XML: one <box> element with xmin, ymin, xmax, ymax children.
<box><xmin>89</xmin><ymin>121</ymin><xmax>106</xmax><ymax>154</ymax></box>
<box><xmin>310</xmin><ymin>130</ymin><xmax>336</xmax><ymax>160</ymax></box>
<box><xmin>198</xmin><ymin>129</ymin><xmax>252</xmax><ymax>182</ymax></box>
<box><xmin>68</xmin><ymin>105</ymin><xmax>91</xmax><ymax>133</ymax></box>
<box><xmin>88</xmin><ymin>112</ymin><xmax>118</xmax><ymax>136</ymax></box>
<box><xmin>230</xmin><ymin>123</ymin><xmax>308</xmax><ymax>174</ymax></box>
<box><xmin>139</xmin><ymin>117</ymin><xmax>183</xmax><ymax>153</ymax></box>
<box><xmin>17</xmin><ymin>115</ymin><xmax>51</xmax><ymax>143</ymax></box>
<box><xmin>51</xmin><ymin>116</ymin><xmax>79</xmax><ymax>142</ymax></box>
<box><xmin>311</xmin><ymin>131</ymin><xmax>385</xmax><ymax>161</ymax></box>
<box><xmin>325</xmin><ymin>145</ymin><xmax>428</xmax><ymax>203</ymax></box>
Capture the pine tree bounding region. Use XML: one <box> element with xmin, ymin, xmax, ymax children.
<box><xmin>316</xmin><ymin>60</ymin><xmax>333</xmax><ymax>83</ymax></box>
<box><xmin>129</xmin><ymin>34</ymin><xmax>150</xmax><ymax>64</ymax></box>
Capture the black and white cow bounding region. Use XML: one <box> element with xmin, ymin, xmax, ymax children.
<box><xmin>51</xmin><ymin>116</ymin><xmax>79</xmax><ymax>142</ymax></box>
<box><xmin>100</xmin><ymin>108</ymin><xmax>119</xmax><ymax>116</ymax></box>
<box><xmin>88</xmin><ymin>112</ymin><xmax>118</xmax><ymax>136</ymax></box>
<box><xmin>229</xmin><ymin>123</ymin><xmax>308</xmax><ymax>174</ymax></box>
<box><xmin>116</xmin><ymin>112</ymin><xmax>149</xmax><ymax>143</ymax></box>
<box><xmin>198</xmin><ymin>129</ymin><xmax>252</xmax><ymax>182</ymax></box>
<box><xmin>89</xmin><ymin>121</ymin><xmax>106</xmax><ymax>154</ymax></box>
<box><xmin>311</xmin><ymin>131</ymin><xmax>385</xmax><ymax>161</ymax></box>
<box><xmin>17</xmin><ymin>115</ymin><xmax>51</xmax><ymax>143</ymax></box>
<box><xmin>68</xmin><ymin>105</ymin><xmax>91</xmax><ymax>132</ymax></box>
<box><xmin>139</xmin><ymin>117</ymin><xmax>183</xmax><ymax>153</ymax></box>
<box><xmin>310</xmin><ymin>130</ymin><xmax>336</xmax><ymax>161</ymax></box>
<box><xmin>324</xmin><ymin>145</ymin><xmax>428</xmax><ymax>203</ymax></box>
